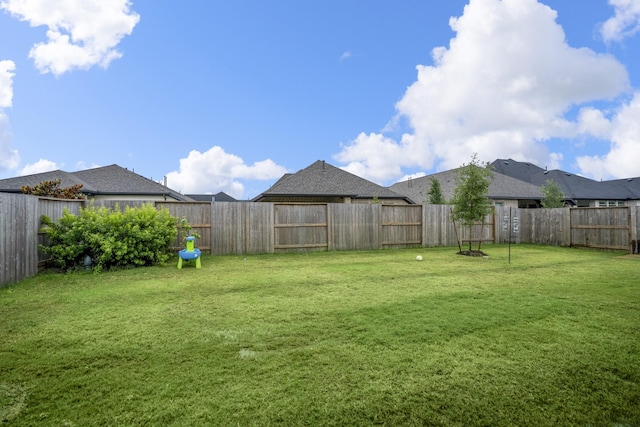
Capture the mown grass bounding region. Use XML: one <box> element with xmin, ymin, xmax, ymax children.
<box><xmin>1</xmin><ymin>245</ymin><xmax>639</xmax><ymax>426</ymax></box>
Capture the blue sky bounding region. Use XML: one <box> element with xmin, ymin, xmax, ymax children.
<box><xmin>1</xmin><ymin>0</ymin><xmax>639</xmax><ymax>199</ymax></box>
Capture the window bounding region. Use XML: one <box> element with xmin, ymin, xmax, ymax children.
<box><xmin>597</xmin><ymin>200</ymin><xmax>625</xmax><ymax>207</ymax></box>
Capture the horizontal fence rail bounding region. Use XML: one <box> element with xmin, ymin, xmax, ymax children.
<box><xmin>1</xmin><ymin>193</ymin><xmax>638</xmax><ymax>287</ymax></box>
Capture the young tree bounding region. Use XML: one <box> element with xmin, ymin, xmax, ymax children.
<box><xmin>427</xmin><ymin>177</ymin><xmax>446</xmax><ymax>204</ymax></box>
<box><xmin>540</xmin><ymin>179</ymin><xmax>565</xmax><ymax>208</ymax></box>
<box><xmin>450</xmin><ymin>154</ymin><xmax>493</xmax><ymax>253</ymax></box>
<box><xmin>21</xmin><ymin>179</ymin><xmax>84</xmax><ymax>199</ymax></box>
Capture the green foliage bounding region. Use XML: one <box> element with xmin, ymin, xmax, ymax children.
<box><xmin>450</xmin><ymin>154</ymin><xmax>493</xmax><ymax>251</ymax></box>
<box><xmin>21</xmin><ymin>179</ymin><xmax>84</xmax><ymax>199</ymax></box>
<box><xmin>541</xmin><ymin>179</ymin><xmax>565</xmax><ymax>208</ymax></box>
<box><xmin>40</xmin><ymin>204</ymin><xmax>178</xmax><ymax>272</ymax></box>
<box><xmin>427</xmin><ymin>177</ymin><xmax>446</xmax><ymax>204</ymax></box>
<box><xmin>179</xmin><ymin>216</ymin><xmax>201</xmax><ymax>243</ymax></box>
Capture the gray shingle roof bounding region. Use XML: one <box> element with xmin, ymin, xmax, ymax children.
<box><xmin>186</xmin><ymin>192</ymin><xmax>237</xmax><ymax>202</ymax></box>
<box><xmin>492</xmin><ymin>158</ymin><xmax>640</xmax><ymax>201</ymax></box>
<box><xmin>0</xmin><ymin>164</ymin><xmax>191</xmax><ymax>201</ymax></box>
<box><xmin>390</xmin><ymin>168</ymin><xmax>543</xmax><ymax>203</ymax></box>
<box><xmin>255</xmin><ymin>160</ymin><xmax>411</xmax><ymax>201</ymax></box>
<box><xmin>0</xmin><ymin>169</ymin><xmax>96</xmax><ymax>192</ymax></box>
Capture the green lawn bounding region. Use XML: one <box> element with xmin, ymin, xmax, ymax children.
<box><xmin>1</xmin><ymin>245</ymin><xmax>639</xmax><ymax>426</ymax></box>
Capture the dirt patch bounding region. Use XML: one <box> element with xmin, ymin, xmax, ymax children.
<box><xmin>457</xmin><ymin>250</ymin><xmax>489</xmax><ymax>257</ymax></box>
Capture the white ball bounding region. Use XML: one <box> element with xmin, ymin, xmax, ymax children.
<box><xmin>416</xmin><ymin>255</ymin><xmax>423</xmax><ymax>261</ymax></box>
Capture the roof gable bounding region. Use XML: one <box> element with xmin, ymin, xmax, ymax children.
<box><xmin>257</xmin><ymin>160</ymin><xmax>409</xmax><ymax>201</ymax></box>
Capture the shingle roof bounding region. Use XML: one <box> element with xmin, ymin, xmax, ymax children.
<box><xmin>0</xmin><ymin>169</ymin><xmax>96</xmax><ymax>192</ymax></box>
<box><xmin>186</xmin><ymin>192</ymin><xmax>238</xmax><ymax>202</ymax></box>
<box><xmin>0</xmin><ymin>164</ymin><xmax>191</xmax><ymax>201</ymax></box>
<box><xmin>254</xmin><ymin>160</ymin><xmax>411</xmax><ymax>201</ymax></box>
<box><xmin>390</xmin><ymin>168</ymin><xmax>543</xmax><ymax>203</ymax></box>
<box><xmin>491</xmin><ymin>159</ymin><xmax>546</xmax><ymax>182</ymax></box>
<box><xmin>492</xmin><ymin>159</ymin><xmax>640</xmax><ymax>201</ymax></box>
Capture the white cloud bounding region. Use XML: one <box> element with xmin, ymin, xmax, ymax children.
<box><xmin>0</xmin><ymin>0</ymin><xmax>140</xmax><ymax>75</ymax></box>
<box><xmin>340</xmin><ymin>51</ymin><xmax>352</xmax><ymax>61</ymax></box>
<box><xmin>334</xmin><ymin>0</ymin><xmax>630</xmax><ymax>183</ymax></box>
<box><xmin>165</xmin><ymin>146</ymin><xmax>288</xmax><ymax>199</ymax></box>
<box><xmin>577</xmin><ymin>92</ymin><xmax>640</xmax><ymax>180</ymax></box>
<box><xmin>600</xmin><ymin>0</ymin><xmax>640</xmax><ymax>42</ymax></box>
<box><xmin>75</xmin><ymin>161</ymin><xmax>101</xmax><ymax>171</ymax></box>
<box><xmin>0</xmin><ymin>60</ymin><xmax>15</xmax><ymax>108</ymax></box>
<box><xmin>0</xmin><ymin>112</ymin><xmax>19</xmax><ymax>170</ymax></box>
<box><xmin>577</xmin><ymin>107</ymin><xmax>612</xmax><ymax>138</ymax></box>
<box><xmin>335</xmin><ymin>132</ymin><xmax>410</xmax><ymax>182</ymax></box>
<box><xmin>18</xmin><ymin>159</ymin><xmax>60</xmax><ymax>175</ymax></box>
<box><xmin>0</xmin><ymin>60</ymin><xmax>18</xmax><ymax>171</ymax></box>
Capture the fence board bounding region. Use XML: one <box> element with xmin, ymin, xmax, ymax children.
<box><xmin>329</xmin><ymin>204</ymin><xmax>380</xmax><ymax>250</ymax></box>
<box><xmin>212</xmin><ymin>202</ymin><xmax>273</xmax><ymax>255</ymax></box>
<box><xmin>274</xmin><ymin>204</ymin><xmax>328</xmax><ymax>252</ymax></box>
<box><xmin>1</xmin><ymin>194</ymin><xmax>40</xmax><ymax>287</ymax></box>
<box><xmin>157</xmin><ymin>201</ymin><xmax>212</xmax><ymax>253</ymax></box>
<box><xmin>570</xmin><ymin>207</ymin><xmax>630</xmax><ymax>251</ymax></box>
<box><xmin>382</xmin><ymin>205</ymin><xmax>422</xmax><ymax>248</ymax></box>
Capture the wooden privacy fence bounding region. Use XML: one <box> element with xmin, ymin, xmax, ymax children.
<box><xmin>570</xmin><ymin>207</ymin><xmax>633</xmax><ymax>251</ymax></box>
<box><xmin>1</xmin><ymin>193</ymin><xmax>85</xmax><ymax>287</ymax></box>
<box><xmin>2</xmin><ymin>194</ymin><xmax>639</xmax><ymax>288</ymax></box>
<box><xmin>212</xmin><ymin>203</ymin><xmax>495</xmax><ymax>254</ymax></box>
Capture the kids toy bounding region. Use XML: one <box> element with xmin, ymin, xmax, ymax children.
<box><xmin>177</xmin><ymin>235</ymin><xmax>201</xmax><ymax>269</ymax></box>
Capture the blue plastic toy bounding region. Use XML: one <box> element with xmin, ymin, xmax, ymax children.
<box><xmin>177</xmin><ymin>235</ymin><xmax>201</xmax><ymax>269</ymax></box>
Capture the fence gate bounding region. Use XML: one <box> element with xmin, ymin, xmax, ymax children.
<box><xmin>570</xmin><ymin>207</ymin><xmax>631</xmax><ymax>252</ymax></box>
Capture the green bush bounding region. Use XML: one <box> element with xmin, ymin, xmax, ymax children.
<box><xmin>40</xmin><ymin>204</ymin><xmax>178</xmax><ymax>272</ymax></box>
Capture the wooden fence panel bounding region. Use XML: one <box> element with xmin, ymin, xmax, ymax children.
<box><xmin>518</xmin><ymin>208</ymin><xmax>570</xmax><ymax>246</ymax></box>
<box><xmin>274</xmin><ymin>204</ymin><xmax>328</xmax><ymax>252</ymax></box>
<box><xmin>570</xmin><ymin>207</ymin><xmax>630</xmax><ymax>251</ymax></box>
<box><xmin>381</xmin><ymin>205</ymin><xmax>422</xmax><ymax>248</ymax></box>
<box><xmin>212</xmin><ymin>202</ymin><xmax>273</xmax><ymax>255</ymax></box>
<box><xmin>156</xmin><ymin>202</ymin><xmax>212</xmax><ymax>253</ymax></box>
<box><xmin>329</xmin><ymin>204</ymin><xmax>380</xmax><ymax>250</ymax></box>
<box><xmin>423</xmin><ymin>205</ymin><xmax>455</xmax><ymax>247</ymax></box>
<box><xmin>0</xmin><ymin>194</ymin><xmax>38</xmax><ymax>287</ymax></box>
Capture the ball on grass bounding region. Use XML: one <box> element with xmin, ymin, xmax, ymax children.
<box><xmin>416</xmin><ymin>255</ymin><xmax>423</xmax><ymax>261</ymax></box>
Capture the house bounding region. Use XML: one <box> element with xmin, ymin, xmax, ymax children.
<box><xmin>253</xmin><ymin>160</ymin><xmax>413</xmax><ymax>204</ymax></box>
<box><xmin>390</xmin><ymin>167</ymin><xmax>544</xmax><ymax>208</ymax></box>
<box><xmin>492</xmin><ymin>159</ymin><xmax>640</xmax><ymax>207</ymax></box>
<box><xmin>0</xmin><ymin>164</ymin><xmax>192</xmax><ymax>201</ymax></box>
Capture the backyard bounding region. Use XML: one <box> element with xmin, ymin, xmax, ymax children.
<box><xmin>1</xmin><ymin>245</ymin><xmax>639</xmax><ymax>426</ymax></box>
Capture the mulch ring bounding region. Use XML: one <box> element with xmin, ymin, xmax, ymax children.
<box><xmin>457</xmin><ymin>250</ymin><xmax>489</xmax><ymax>257</ymax></box>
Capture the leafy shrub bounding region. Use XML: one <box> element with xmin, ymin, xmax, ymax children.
<box><xmin>40</xmin><ymin>204</ymin><xmax>178</xmax><ymax>272</ymax></box>
<box><xmin>21</xmin><ymin>178</ymin><xmax>84</xmax><ymax>199</ymax></box>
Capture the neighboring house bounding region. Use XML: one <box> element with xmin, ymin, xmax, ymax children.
<box><xmin>186</xmin><ymin>192</ymin><xmax>238</xmax><ymax>202</ymax></box>
<box><xmin>253</xmin><ymin>160</ymin><xmax>413</xmax><ymax>204</ymax></box>
<box><xmin>390</xmin><ymin>168</ymin><xmax>544</xmax><ymax>209</ymax></box>
<box><xmin>492</xmin><ymin>159</ymin><xmax>640</xmax><ymax>207</ymax></box>
<box><xmin>0</xmin><ymin>164</ymin><xmax>192</xmax><ymax>201</ymax></box>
